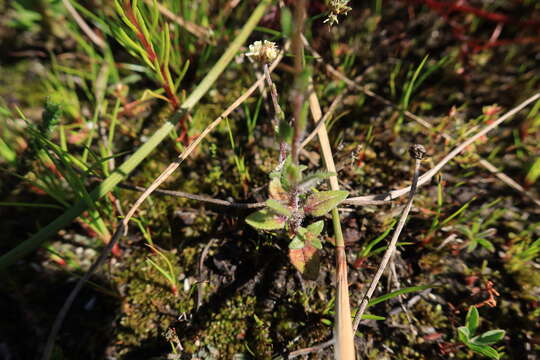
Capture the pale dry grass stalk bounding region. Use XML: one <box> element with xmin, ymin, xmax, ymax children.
<box><xmin>345</xmin><ymin>92</ymin><xmax>540</xmax><ymax>206</ymax></box>
<box><xmin>308</xmin><ymin>81</ymin><xmax>355</xmax><ymax>359</ymax></box>
<box><xmin>285</xmin><ymin>92</ymin><xmax>540</xmax><ymax>358</ymax></box>
<box><xmin>143</xmin><ymin>0</ymin><xmax>213</xmax><ymax>42</ymax></box>
<box><xmin>121</xmin><ymin>50</ymin><xmax>283</xmax><ymax>231</ymax></box>
<box><xmin>62</xmin><ymin>0</ymin><xmax>106</xmax><ymax>49</ymax></box>
<box><xmin>352</xmin><ymin>145</ymin><xmax>424</xmax><ymax>331</ymax></box>
<box><xmin>301</xmin><ymin>91</ymin><xmax>346</xmax><ymax>149</ymax></box>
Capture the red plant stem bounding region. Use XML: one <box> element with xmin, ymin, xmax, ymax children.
<box><xmin>124</xmin><ymin>1</ymin><xmax>180</xmax><ymax>109</ymax></box>
<box><xmin>405</xmin><ymin>0</ymin><xmax>540</xmax><ymax>60</ymax></box>
<box><xmin>124</xmin><ymin>1</ymin><xmax>156</xmax><ymax>62</ymax></box>
<box><xmin>423</xmin><ymin>0</ymin><xmax>540</xmax><ymax>27</ymax></box>
<box><xmin>159</xmin><ymin>64</ymin><xmax>180</xmax><ymax>109</ymax></box>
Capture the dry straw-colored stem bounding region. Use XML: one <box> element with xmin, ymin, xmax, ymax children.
<box><xmin>62</xmin><ymin>0</ymin><xmax>106</xmax><ymax>49</ymax></box>
<box><xmin>121</xmin><ymin>51</ymin><xmax>283</xmax><ymax>231</ymax></box>
<box><xmin>308</xmin><ymin>80</ymin><xmax>355</xmax><ymax>359</ymax></box>
<box><xmin>352</xmin><ymin>147</ymin><xmax>424</xmax><ymax>331</ymax></box>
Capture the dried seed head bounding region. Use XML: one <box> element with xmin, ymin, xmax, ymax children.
<box><xmin>409</xmin><ymin>144</ymin><xmax>427</xmax><ymax>160</ymax></box>
<box><xmin>246</xmin><ymin>40</ymin><xmax>279</xmax><ymax>64</ymax></box>
<box><xmin>324</xmin><ymin>0</ymin><xmax>352</xmax><ymax>26</ymax></box>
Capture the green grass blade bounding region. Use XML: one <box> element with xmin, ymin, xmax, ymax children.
<box><xmin>367</xmin><ymin>285</ymin><xmax>431</xmax><ymax>307</ymax></box>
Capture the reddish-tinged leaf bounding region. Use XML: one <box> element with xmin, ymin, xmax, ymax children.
<box><xmin>289</xmin><ymin>243</ymin><xmax>320</xmax><ymax>280</ymax></box>
<box><xmin>269</xmin><ymin>177</ymin><xmax>288</xmax><ymax>201</ymax></box>
<box><xmin>304</xmin><ymin>190</ymin><xmax>349</xmax><ymax>217</ymax></box>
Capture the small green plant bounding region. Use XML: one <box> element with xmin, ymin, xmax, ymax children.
<box><xmin>246</xmin><ymin>156</ymin><xmax>348</xmax><ymax>278</ymax></box>
<box><xmin>457</xmin><ymin>220</ymin><xmax>496</xmax><ymax>253</ymax></box>
<box><xmin>145</xmin><ymin>243</ymin><xmax>179</xmax><ymax>296</ymax></box>
<box><xmin>457</xmin><ymin>207</ymin><xmax>504</xmax><ymax>253</ymax></box>
<box><xmin>457</xmin><ymin>306</ymin><xmax>506</xmax><ymax>359</ymax></box>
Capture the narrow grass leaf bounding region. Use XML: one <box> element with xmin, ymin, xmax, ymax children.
<box><xmin>367</xmin><ymin>284</ymin><xmax>431</xmax><ymax>307</ymax></box>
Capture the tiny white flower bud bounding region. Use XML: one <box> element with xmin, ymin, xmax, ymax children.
<box><xmin>246</xmin><ymin>40</ymin><xmax>278</xmax><ymax>64</ymax></box>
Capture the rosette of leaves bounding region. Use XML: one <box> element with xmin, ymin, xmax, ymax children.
<box><xmin>246</xmin><ymin>158</ymin><xmax>348</xmax><ymax>279</ymax></box>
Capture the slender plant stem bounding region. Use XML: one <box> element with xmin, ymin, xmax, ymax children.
<box><xmin>352</xmin><ymin>145</ymin><xmax>424</xmax><ymax>332</ymax></box>
<box><xmin>114</xmin><ymin>182</ymin><xmax>265</xmax><ymax>209</ymax></box>
<box><xmin>307</xmin><ymin>78</ymin><xmax>355</xmax><ymax>359</ymax></box>
<box><xmin>90</xmin><ymin>93</ymin><xmax>539</xmax><ymax>211</ymax></box>
<box><xmin>301</xmin><ymin>90</ymin><xmax>345</xmax><ymax>149</ymax></box>
<box><xmin>121</xmin><ymin>49</ymin><xmax>284</xmax><ymax>231</ymax></box>
<box><xmin>290</xmin><ymin>0</ymin><xmax>307</xmax><ymax>166</ymax></box>
<box><xmin>0</xmin><ymin>0</ymin><xmax>272</xmax><ymax>270</ymax></box>
<box><xmin>263</xmin><ymin>63</ymin><xmax>288</xmax><ymax>163</ymax></box>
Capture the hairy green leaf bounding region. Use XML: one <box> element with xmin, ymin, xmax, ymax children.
<box><xmin>246</xmin><ymin>209</ymin><xmax>285</xmax><ymax>230</ymax></box>
<box><xmin>304</xmin><ymin>190</ymin><xmax>349</xmax><ymax>217</ymax></box>
<box><xmin>278</xmin><ymin>120</ymin><xmax>293</xmax><ymax>143</ymax></box>
<box><xmin>298</xmin><ymin>171</ymin><xmax>336</xmax><ymax>193</ymax></box>
<box><xmin>266</xmin><ymin>199</ymin><xmax>292</xmax><ymax>217</ymax></box>
<box><xmin>284</xmin><ymin>160</ymin><xmax>302</xmax><ymax>187</ymax></box>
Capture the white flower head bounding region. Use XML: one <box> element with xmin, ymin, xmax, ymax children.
<box><xmin>246</xmin><ymin>40</ymin><xmax>278</xmax><ymax>64</ymax></box>
<box><xmin>324</xmin><ymin>0</ymin><xmax>352</xmax><ymax>26</ymax></box>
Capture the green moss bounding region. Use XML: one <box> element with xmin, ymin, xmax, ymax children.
<box><xmin>184</xmin><ymin>295</ymin><xmax>270</xmax><ymax>358</ymax></box>
<box><xmin>113</xmin><ymin>247</ymin><xmax>191</xmax><ymax>352</ymax></box>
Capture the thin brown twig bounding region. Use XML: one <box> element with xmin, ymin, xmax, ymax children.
<box><xmin>94</xmin><ymin>93</ymin><xmax>539</xmax><ymax>210</ymax></box>
<box><xmin>302</xmin><ymin>35</ymin><xmax>540</xmax><ymax>207</ymax></box>
<box><xmin>143</xmin><ymin>0</ymin><xmax>213</xmax><ymax>42</ymax></box>
<box><xmin>301</xmin><ymin>90</ymin><xmax>346</xmax><ymax>149</ymax></box>
<box><xmin>120</xmin><ymin>50</ymin><xmax>284</xmax><ymax>233</ymax></box>
<box><xmin>62</xmin><ymin>0</ymin><xmax>106</xmax><ymax>49</ymax></box>
<box><xmin>352</xmin><ymin>145</ymin><xmax>424</xmax><ymax>331</ymax></box>
<box><xmin>287</xmin><ymin>338</ymin><xmax>335</xmax><ymax>358</ymax></box>
<box><xmin>112</xmin><ymin>181</ymin><xmax>263</xmax><ymax>208</ymax></box>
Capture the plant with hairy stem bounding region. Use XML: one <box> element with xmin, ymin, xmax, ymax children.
<box><xmin>246</xmin><ymin>155</ymin><xmax>348</xmax><ymax>277</ymax></box>
<box><xmin>244</xmin><ymin>36</ymin><xmax>348</xmax><ymax>278</ymax></box>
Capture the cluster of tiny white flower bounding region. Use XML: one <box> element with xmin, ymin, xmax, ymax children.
<box><xmin>324</xmin><ymin>0</ymin><xmax>352</xmax><ymax>26</ymax></box>
<box><xmin>245</xmin><ymin>40</ymin><xmax>278</xmax><ymax>64</ymax></box>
